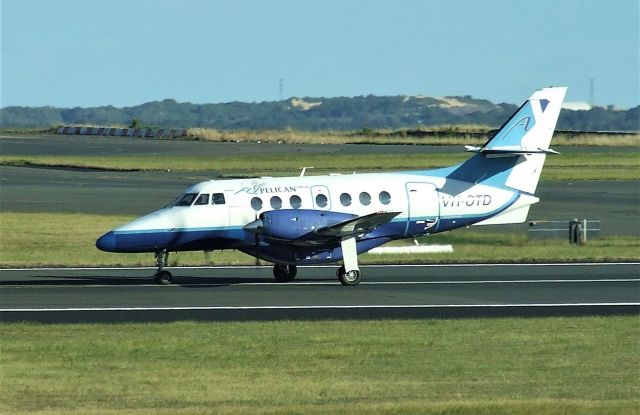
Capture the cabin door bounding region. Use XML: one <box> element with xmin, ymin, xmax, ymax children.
<box><xmin>405</xmin><ymin>182</ymin><xmax>439</xmax><ymax>235</ymax></box>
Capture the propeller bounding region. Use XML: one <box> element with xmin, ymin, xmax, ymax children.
<box><xmin>251</xmin><ymin>213</ymin><xmax>262</xmax><ymax>266</ymax></box>
<box><xmin>254</xmin><ymin>233</ymin><xmax>261</xmax><ymax>266</ymax></box>
<box><xmin>244</xmin><ymin>213</ymin><xmax>266</xmax><ymax>267</ymax></box>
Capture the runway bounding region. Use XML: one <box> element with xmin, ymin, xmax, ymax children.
<box><xmin>1</xmin><ymin>263</ymin><xmax>638</xmax><ymax>323</ymax></box>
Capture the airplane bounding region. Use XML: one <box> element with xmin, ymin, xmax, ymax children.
<box><xmin>96</xmin><ymin>86</ymin><xmax>567</xmax><ymax>286</ymax></box>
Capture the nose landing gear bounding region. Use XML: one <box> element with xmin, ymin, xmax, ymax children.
<box><xmin>154</xmin><ymin>250</ymin><xmax>173</xmax><ymax>285</ymax></box>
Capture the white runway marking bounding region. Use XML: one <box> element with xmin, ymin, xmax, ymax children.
<box><xmin>1</xmin><ymin>262</ymin><xmax>638</xmax><ymax>272</ymax></box>
<box><xmin>3</xmin><ymin>303</ymin><xmax>639</xmax><ymax>313</ymax></box>
<box><xmin>2</xmin><ymin>278</ymin><xmax>638</xmax><ymax>289</ymax></box>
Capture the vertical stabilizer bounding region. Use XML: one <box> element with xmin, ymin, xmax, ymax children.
<box><xmin>456</xmin><ymin>87</ymin><xmax>567</xmax><ymax>194</ymax></box>
<box><xmin>484</xmin><ymin>86</ymin><xmax>566</xmax><ymax>153</ymax></box>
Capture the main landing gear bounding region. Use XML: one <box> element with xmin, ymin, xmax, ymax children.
<box><xmin>271</xmin><ymin>237</ymin><xmax>362</xmax><ymax>286</ymax></box>
<box><xmin>336</xmin><ymin>265</ymin><xmax>361</xmax><ymax>286</ymax></box>
<box><xmin>337</xmin><ymin>236</ymin><xmax>361</xmax><ymax>286</ymax></box>
<box><xmin>154</xmin><ymin>250</ymin><xmax>172</xmax><ymax>285</ymax></box>
<box><xmin>273</xmin><ymin>264</ymin><xmax>297</xmax><ymax>283</ymax></box>
<box><xmin>273</xmin><ymin>263</ymin><xmax>361</xmax><ymax>286</ymax></box>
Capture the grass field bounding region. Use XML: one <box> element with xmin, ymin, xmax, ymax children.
<box><xmin>0</xmin><ymin>212</ymin><xmax>638</xmax><ymax>267</ymax></box>
<box><xmin>1</xmin><ymin>317</ymin><xmax>638</xmax><ymax>415</ymax></box>
<box><xmin>1</xmin><ymin>151</ymin><xmax>639</xmax><ymax>180</ymax></box>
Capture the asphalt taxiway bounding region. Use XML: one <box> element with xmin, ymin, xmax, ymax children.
<box><xmin>1</xmin><ymin>263</ymin><xmax>638</xmax><ymax>323</ymax></box>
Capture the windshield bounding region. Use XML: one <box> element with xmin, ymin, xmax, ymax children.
<box><xmin>193</xmin><ymin>193</ymin><xmax>209</xmax><ymax>205</ymax></box>
<box><xmin>173</xmin><ymin>193</ymin><xmax>198</xmax><ymax>207</ymax></box>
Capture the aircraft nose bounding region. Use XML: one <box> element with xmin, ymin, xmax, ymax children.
<box><xmin>96</xmin><ymin>231</ymin><xmax>117</xmax><ymax>252</ymax></box>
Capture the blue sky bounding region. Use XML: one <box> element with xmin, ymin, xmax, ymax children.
<box><xmin>1</xmin><ymin>0</ymin><xmax>638</xmax><ymax>108</ymax></box>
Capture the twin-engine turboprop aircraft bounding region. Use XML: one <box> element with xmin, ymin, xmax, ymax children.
<box><xmin>97</xmin><ymin>87</ymin><xmax>567</xmax><ymax>286</ymax></box>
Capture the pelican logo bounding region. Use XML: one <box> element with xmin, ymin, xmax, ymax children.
<box><xmin>235</xmin><ymin>183</ymin><xmax>298</xmax><ymax>195</ymax></box>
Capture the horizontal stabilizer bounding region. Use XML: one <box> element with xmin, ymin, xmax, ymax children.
<box><xmin>464</xmin><ymin>145</ymin><xmax>560</xmax><ymax>156</ymax></box>
<box><xmin>298</xmin><ymin>211</ymin><xmax>401</xmax><ymax>243</ymax></box>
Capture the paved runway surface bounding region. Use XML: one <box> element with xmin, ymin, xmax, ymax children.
<box><xmin>1</xmin><ymin>264</ymin><xmax>638</xmax><ymax>323</ymax></box>
<box><xmin>0</xmin><ymin>134</ymin><xmax>462</xmax><ymax>159</ymax></box>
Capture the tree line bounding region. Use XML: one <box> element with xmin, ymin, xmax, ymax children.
<box><xmin>1</xmin><ymin>95</ymin><xmax>637</xmax><ymax>131</ymax></box>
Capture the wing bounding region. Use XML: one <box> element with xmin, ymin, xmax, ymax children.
<box><xmin>296</xmin><ymin>211</ymin><xmax>401</xmax><ymax>244</ymax></box>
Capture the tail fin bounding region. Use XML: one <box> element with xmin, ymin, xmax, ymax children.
<box><xmin>452</xmin><ymin>86</ymin><xmax>567</xmax><ymax>194</ymax></box>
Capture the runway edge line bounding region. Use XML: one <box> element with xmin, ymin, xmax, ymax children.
<box><xmin>2</xmin><ymin>303</ymin><xmax>638</xmax><ymax>323</ymax></box>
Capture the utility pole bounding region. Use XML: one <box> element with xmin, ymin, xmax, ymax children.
<box><xmin>279</xmin><ymin>78</ymin><xmax>284</xmax><ymax>101</ymax></box>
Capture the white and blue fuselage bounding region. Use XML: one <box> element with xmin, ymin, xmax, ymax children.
<box><xmin>97</xmin><ymin>170</ymin><xmax>535</xmax><ymax>262</ymax></box>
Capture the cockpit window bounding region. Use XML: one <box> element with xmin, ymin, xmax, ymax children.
<box><xmin>211</xmin><ymin>193</ymin><xmax>226</xmax><ymax>205</ymax></box>
<box><xmin>174</xmin><ymin>193</ymin><xmax>198</xmax><ymax>207</ymax></box>
<box><xmin>194</xmin><ymin>193</ymin><xmax>209</xmax><ymax>205</ymax></box>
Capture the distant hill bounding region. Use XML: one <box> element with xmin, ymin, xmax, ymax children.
<box><xmin>1</xmin><ymin>95</ymin><xmax>638</xmax><ymax>131</ymax></box>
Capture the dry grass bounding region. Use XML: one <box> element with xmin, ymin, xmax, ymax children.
<box><xmin>187</xmin><ymin>128</ymin><xmax>420</xmax><ymax>145</ymax></box>
<box><xmin>188</xmin><ymin>127</ymin><xmax>490</xmax><ymax>146</ymax></box>
<box><xmin>188</xmin><ymin>127</ymin><xmax>640</xmax><ymax>147</ymax></box>
<box><xmin>553</xmin><ymin>133</ymin><xmax>640</xmax><ymax>146</ymax></box>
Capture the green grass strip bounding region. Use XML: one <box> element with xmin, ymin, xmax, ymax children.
<box><xmin>1</xmin><ymin>317</ymin><xmax>638</xmax><ymax>414</ymax></box>
<box><xmin>1</xmin><ymin>152</ymin><xmax>639</xmax><ymax>180</ymax></box>
<box><xmin>0</xmin><ymin>213</ymin><xmax>638</xmax><ymax>267</ymax></box>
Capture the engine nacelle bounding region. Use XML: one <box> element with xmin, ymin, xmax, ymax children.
<box><xmin>245</xmin><ymin>209</ymin><xmax>356</xmax><ymax>241</ymax></box>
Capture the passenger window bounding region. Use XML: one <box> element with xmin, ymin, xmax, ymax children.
<box><xmin>270</xmin><ymin>196</ymin><xmax>282</xmax><ymax>210</ymax></box>
<box><xmin>315</xmin><ymin>194</ymin><xmax>328</xmax><ymax>208</ymax></box>
<box><xmin>379</xmin><ymin>191</ymin><xmax>391</xmax><ymax>205</ymax></box>
<box><xmin>174</xmin><ymin>193</ymin><xmax>197</xmax><ymax>206</ymax></box>
<box><xmin>194</xmin><ymin>193</ymin><xmax>209</xmax><ymax>205</ymax></box>
<box><xmin>290</xmin><ymin>195</ymin><xmax>302</xmax><ymax>209</ymax></box>
<box><xmin>340</xmin><ymin>193</ymin><xmax>352</xmax><ymax>207</ymax></box>
<box><xmin>211</xmin><ymin>193</ymin><xmax>226</xmax><ymax>205</ymax></box>
<box><xmin>251</xmin><ymin>197</ymin><xmax>263</xmax><ymax>211</ymax></box>
<box><xmin>359</xmin><ymin>192</ymin><xmax>371</xmax><ymax>206</ymax></box>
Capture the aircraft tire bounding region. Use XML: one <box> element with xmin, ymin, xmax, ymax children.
<box><xmin>154</xmin><ymin>270</ymin><xmax>173</xmax><ymax>285</ymax></box>
<box><xmin>338</xmin><ymin>269</ymin><xmax>361</xmax><ymax>286</ymax></box>
<box><xmin>273</xmin><ymin>264</ymin><xmax>297</xmax><ymax>283</ymax></box>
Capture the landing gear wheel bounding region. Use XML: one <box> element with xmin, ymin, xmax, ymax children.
<box><xmin>155</xmin><ymin>270</ymin><xmax>173</xmax><ymax>285</ymax></box>
<box><xmin>273</xmin><ymin>264</ymin><xmax>297</xmax><ymax>283</ymax></box>
<box><xmin>336</xmin><ymin>265</ymin><xmax>345</xmax><ymax>277</ymax></box>
<box><xmin>338</xmin><ymin>269</ymin><xmax>361</xmax><ymax>286</ymax></box>
<box><xmin>153</xmin><ymin>250</ymin><xmax>172</xmax><ymax>285</ymax></box>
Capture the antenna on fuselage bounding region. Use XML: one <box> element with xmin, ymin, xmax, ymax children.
<box><xmin>300</xmin><ymin>166</ymin><xmax>314</xmax><ymax>177</ymax></box>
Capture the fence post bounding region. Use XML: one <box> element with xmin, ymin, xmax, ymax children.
<box><xmin>569</xmin><ymin>219</ymin><xmax>580</xmax><ymax>244</ymax></box>
<box><xmin>569</xmin><ymin>219</ymin><xmax>587</xmax><ymax>245</ymax></box>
